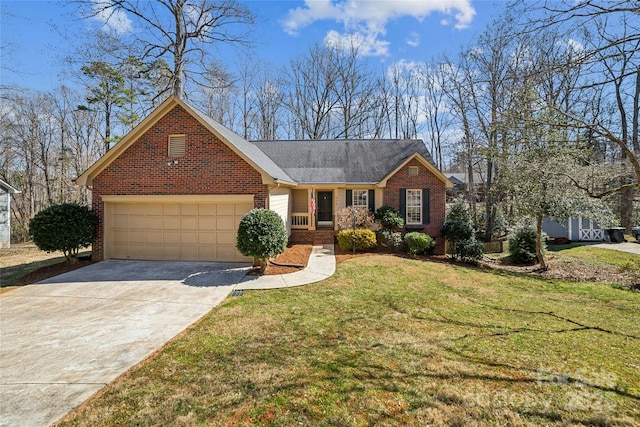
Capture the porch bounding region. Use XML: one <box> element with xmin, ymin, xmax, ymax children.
<box><xmin>290</xmin><ymin>189</ymin><xmax>335</xmax><ymax>231</ymax></box>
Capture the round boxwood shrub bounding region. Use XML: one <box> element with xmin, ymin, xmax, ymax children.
<box><xmin>336</xmin><ymin>229</ymin><xmax>377</xmax><ymax>252</ymax></box>
<box><xmin>374</xmin><ymin>205</ymin><xmax>404</xmax><ymax>229</ymax></box>
<box><xmin>404</xmin><ymin>232</ymin><xmax>436</xmax><ymax>255</ymax></box>
<box><xmin>508</xmin><ymin>224</ymin><xmax>539</xmax><ymax>265</ymax></box>
<box><xmin>236</xmin><ymin>208</ymin><xmax>287</xmax><ymax>272</ymax></box>
<box><xmin>29</xmin><ymin>203</ymin><xmax>99</xmax><ymax>264</ymax></box>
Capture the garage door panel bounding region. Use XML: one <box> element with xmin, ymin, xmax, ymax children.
<box><xmin>128</xmin><ymin>205</ymin><xmax>147</xmax><ymax>215</ymax></box>
<box><xmin>181</xmin><ymin>246</ymin><xmax>198</xmax><ymax>260</ymax></box>
<box><xmin>146</xmin><ymin>245</ymin><xmax>163</xmax><ymax>259</ymax></box>
<box><xmin>217</xmin><ymin>232</ymin><xmax>234</xmax><ymax>245</ymax></box>
<box><xmin>163</xmin><ymin>217</ymin><xmax>180</xmax><ymax>229</ymax></box>
<box><xmin>106</xmin><ymin>200</ymin><xmax>252</xmax><ymax>262</ymax></box>
<box><xmin>147</xmin><ymin>217</ymin><xmax>164</xmax><ymax>229</ymax></box>
<box><xmin>128</xmin><ymin>244</ymin><xmax>146</xmax><ymax>259</ymax></box>
<box><xmin>164</xmin><ymin>246</ymin><xmax>180</xmax><ymax>259</ymax></box>
<box><xmin>181</xmin><ymin>204</ymin><xmax>198</xmax><ymax>215</ymax></box>
<box><xmin>147</xmin><ymin>231</ymin><xmax>163</xmax><ymax>244</ymax></box>
<box><xmin>217</xmin><ymin>246</ymin><xmax>235</xmax><ymax>260</ymax></box>
<box><xmin>182</xmin><ymin>231</ymin><xmax>197</xmax><ymax>243</ymax></box>
<box><xmin>129</xmin><ymin>216</ymin><xmax>147</xmax><ymax>229</ymax></box>
<box><xmin>216</xmin><ymin>217</ymin><xmax>234</xmax><ymax>230</ymax></box>
<box><xmin>199</xmin><ymin>204</ymin><xmax>216</xmax><ymax>215</ymax></box>
<box><xmin>181</xmin><ymin>216</ymin><xmax>198</xmax><ymax>230</ymax></box>
<box><xmin>163</xmin><ymin>231</ymin><xmax>180</xmax><ymax>244</ymax></box>
<box><xmin>112</xmin><ymin>215</ymin><xmax>128</xmax><ymax>228</ymax></box>
<box><xmin>199</xmin><ymin>246</ymin><xmax>216</xmax><ymax>259</ymax></box>
<box><xmin>129</xmin><ymin>231</ymin><xmax>146</xmax><ymax>244</ymax></box>
<box><xmin>199</xmin><ymin>232</ymin><xmax>216</xmax><ymax>244</ymax></box>
<box><xmin>236</xmin><ymin>203</ymin><xmax>252</xmax><ymax>215</ymax></box>
<box><xmin>146</xmin><ymin>204</ymin><xmax>163</xmax><ymax>215</ymax></box>
<box><xmin>217</xmin><ymin>204</ymin><xmax>234</xmax><ymax>215</ymax></box>
<box><xmin>198</xmin><ymin>217</ymin><xmax>216</xmax><ymax>230</ymax></box>
<box><xmin>112</xmin><ymin>230</ymin><xmax>128</xmax><ymax>242</ymax></box>
<box><xmin>111</xmin><ymin>244</ymin><xmax>128</xmax><ymax>259</ymax></box>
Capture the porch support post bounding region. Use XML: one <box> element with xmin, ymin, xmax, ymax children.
<box><xmin>309</xmin><ymin>188</ymin><xmax>316</xmax><ymax>231</ymax></box>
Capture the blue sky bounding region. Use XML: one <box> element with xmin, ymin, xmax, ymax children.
<box><xmin>1</xmin><ymin>0</ymin><xmax>505</xmax><ymax>92</ymax></box>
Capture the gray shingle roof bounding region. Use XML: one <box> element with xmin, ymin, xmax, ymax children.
<box><xmin>251</xmin><ymin>139</ymin><xmax>435</xmax><ymax>184</ymax></box>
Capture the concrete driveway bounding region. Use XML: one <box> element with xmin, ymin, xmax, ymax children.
<box><xmin>0</xmin><ymin>260</ymin><xmax>250</xmax><ymax>427</ymax></box>
<box><xmin>591</xmin><ymin>241</ymin><xmax>640</xmax><ymax>255</ymax></box>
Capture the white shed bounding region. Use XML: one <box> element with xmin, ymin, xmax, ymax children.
<box><xmin>0</xmin><ymin>179</ymin><xmax>20</xmax><ymax>249</ymax></box>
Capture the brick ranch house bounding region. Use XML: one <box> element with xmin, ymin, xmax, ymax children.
<box><xmin>76</xmin><ymin>96</ymin><xmax>453</xmax><ymax>262</ymax></box>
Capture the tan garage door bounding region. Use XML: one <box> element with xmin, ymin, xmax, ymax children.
<box><xmin>105</xmin><ymin>199</ymin><xmax>253</xmax><ymax>262</ymax></box>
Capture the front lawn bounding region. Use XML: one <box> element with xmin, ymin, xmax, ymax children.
<box><xmin>61</xmin><ymin>255</ymin><xmax>639</xmax><ymax>426</ymax></box>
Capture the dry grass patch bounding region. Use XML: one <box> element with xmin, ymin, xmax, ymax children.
<box><xmin>61</xmin><ymin>255</ymin><xmax>640</xmax><ymax>426</ymax></box>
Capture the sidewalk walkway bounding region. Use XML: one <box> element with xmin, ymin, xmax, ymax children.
<box><xmin>234</xmin><ymin>244</ymin><xmax>336</xmax><ymax>290</ymax></box>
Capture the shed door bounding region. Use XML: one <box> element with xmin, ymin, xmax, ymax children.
<box><xmin>106</xmin><ymin>201</ymin><xmax>252</xmax><ymax>262</ymax></box>
<box><xmin>579</xmin><ymin>217</ymin><xmax>604</xmax><ymax>241</ymax></box>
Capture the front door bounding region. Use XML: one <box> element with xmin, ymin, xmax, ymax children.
<box><xmin>317</xmin><ymin>191</ymin><xmax>333</xmax><ymax>226</ymax></box>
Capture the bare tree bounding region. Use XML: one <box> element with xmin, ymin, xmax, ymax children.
<box><xmin>510</xmin><ymin>0</ymin><xmax>640</xmax><ymax>230</ymax></box>
<box><xmin>81</xmin><ymin>0</ymin><xmax>254</xmax><ymax>99</ymax></box>
<box><xmin>282</xmin><ymin>44</ymin><xmax>340</xmax><ymax>140</ymax></box>
<box><xmin>253</xmin><ymin>64</ymin><xmax>284</xmax><ymax>140</ymax></box>
<box><xmin>421</xmin><ymin>62</ymin><xmax>456</xmax><ymax>170</ymax></box>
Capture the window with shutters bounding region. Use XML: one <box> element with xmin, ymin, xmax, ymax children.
<box><xmin>352</xmin><ymin>189</ymin><xmax>368</xmax><ymax>208</ymax></box>
<box><xmin>168</xmin><ymin>134</ymin><xmax>185</xmax><ymax>157</ymax></box>
<box><xmin>406</xmin><ymin>189</ymin><xmax>422</xmax><ymax>224</ymax></box>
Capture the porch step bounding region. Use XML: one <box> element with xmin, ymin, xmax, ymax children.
<box><xmin>313</xmin><ymin>231</ymin><xmax>335</xmax><ymax>245</ymax></box>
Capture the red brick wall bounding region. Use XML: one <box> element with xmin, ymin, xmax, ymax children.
<box><xmin>91</xmin><ymin>104</ymin><xmax>268</xmax><ymax>260</ymax></box>
<box><xmin>383</xmin><ymin>159</ymin><xmax>447</xmax><ymax>254</ymax></box>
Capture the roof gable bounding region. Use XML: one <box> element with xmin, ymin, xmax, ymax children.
<box><xmin>251</xmin><ymin>139</ymin><xmax>450</xmax><ymax>186</ymax></box>
<box><xmin>76</xmin><ymin>96</ymin><xmax>293</xmax><ymax>187</ymax></box>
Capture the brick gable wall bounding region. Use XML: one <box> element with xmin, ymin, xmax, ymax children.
<box><xmin>384</xmin><ymin>159</ymin><xmax>447</xmax><ymax>254</ymax></box>
<box><xmin>91</xmin><ymin>105</ymin><xmax>267</xmax><ymax>260</ymax></box>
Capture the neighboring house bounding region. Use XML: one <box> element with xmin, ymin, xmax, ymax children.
<box><xmin>0</xmin><ymin>179</ymin><xmax>20</xmax><ymax>249</ymax></box>
<box><xmin>444</xmin><ymin>171</ymin><xmax>484</xmax><ymax>202</ymax></box>
<box><xmin>542</xmin><ymin>217</ymin><xmax>605</xmax><ymax>241</ymax></box>
<box><xmin>76</xmin><ymin>96</ymin><xmax>453</xmax><ymax>262</ymax></box>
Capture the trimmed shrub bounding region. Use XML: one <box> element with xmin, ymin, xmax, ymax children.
<box><xmin>447</xmin><ymin>198</ymin><xmax>472</xmax><ymax>223</ymax></box>
<box><xmin>29</xmin><ymin>203</ymin><xmax>99</xmax><ymax>264</ymax></box>
<box><xmin>337</xmin><ymin>206</ymin><xmax>374</xmax><ymax>230</ymax></box>
<box><xmin>377</xmin><ymin>229</ymin><xmax>403</xmax><ymax>250</ymax></box>
<box><xmin>236</xmin><ymin>208</ymin><xmax>287</xmax><ymax>272</ymax></box>
<box><xmin>458</xmin><ymin>237</ymin><xmax>484</xmax><ymax>264</ymax></box>
<box><xmin>508</xmin><ymin>224</ymin><xmax>539</xmax><ymax>265</ymax></box>
<box><xmin>374</xmin><ymin>205</ymin><xmax>404</xmax><ymax>229</ymax></box>
<box><xmin>337</xmin><ymin>229</ymin><xmax>377</xmax><ymax>252</ymax></box>
<box><xmin>404</xmin><ymin>232</ymin><xmax>436</xmax><ymax>255</ymax></box>
<box><xmin>441</xmin><ymin>219</ymin><xmax>473</xmax><ymax>259</ymax></box>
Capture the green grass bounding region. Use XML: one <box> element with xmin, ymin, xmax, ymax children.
<box><xmin>61</xmin><ymin>256</ymin><xmax>640</xmax><ymax>426</ymax></box>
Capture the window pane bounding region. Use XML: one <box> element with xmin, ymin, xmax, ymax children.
<box><xmin>353</xmin><ymin>190</ymin><xmax>368</xmax><ymax>208</ymax></box>
<box><xmin>406</xmin><ymin>189</ymin><xmax>421</xmax><ymax>224</ymax></box>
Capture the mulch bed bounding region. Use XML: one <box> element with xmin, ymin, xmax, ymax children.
<box><xmin>248</xmin><ymin>244</ymin><xmax>313</xmax><ymax>276</ymax></box>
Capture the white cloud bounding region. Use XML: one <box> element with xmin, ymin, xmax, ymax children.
<box><xmin>90</xmin><ymin>0</ymin><xmax>132</xmax><ymax>34</ymax></box>
<box><xmin>324</xmin><ymin>29</ymin><xmax>390</xmax><ymax>56</ymax></box>
<box><xmin>283</xmin><ymin>0</ymin><xmax>475</xmax><ymax>35</ymax></box>
<box><xmin>283</xmin><ymin>0</ymin><xmax>475</xmax><ymax>57</ymax></box>
<box><xmin>406</xmin><ymin>31</ymin><xmax>420</xmax><ymax>48</ymax></box>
